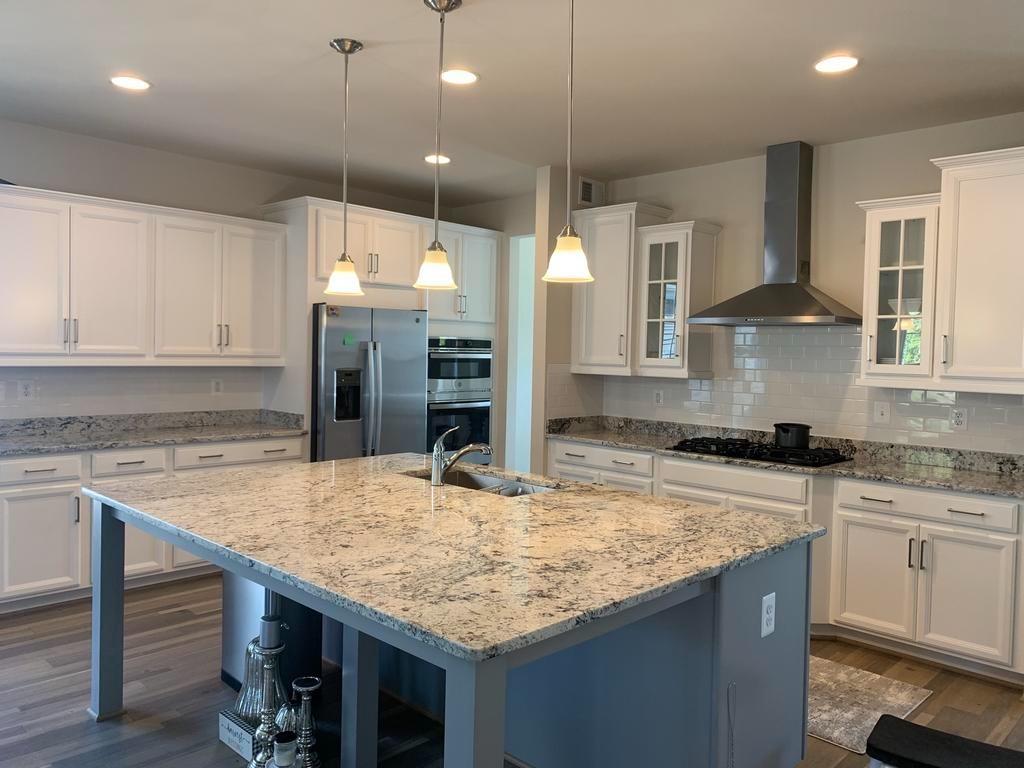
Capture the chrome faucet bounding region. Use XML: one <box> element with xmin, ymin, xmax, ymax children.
<box><xmin>431</xmin><ymin>426</ymin><xmax>492</xmax><ymax>486</ymax></box>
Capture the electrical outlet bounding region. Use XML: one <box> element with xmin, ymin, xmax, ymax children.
<box><xmin>653</xmin><ymin>390</ymin><xmax>665</xmax><ymax>407</ymax></box>
<box><xmin>16</xmin><ymin>380</ymin><xmax>36</xmax><ymax>401</ymax></box>
<box><xmin>211</xmin><ymin>379</ymin><xmax>224</xmax><ymax>395</ymax></box>
<box><xmin>872</xmin><ymin>401</ymin><xmax>891</xmax><ymax>424</ymax></box>
<box><xmin>0</xmin><ymin>381</ymin><xmax>5</xmax><ymax>402</ymax></box>
<box><xmin>761</xmin><ymin>592</ymin><xmax>776</xmax><ymax>638</ymax></box>
<box><xmin>950</xmin><ymin>408</ymin><xmax>968</xmax><ymax>432</ymax></box>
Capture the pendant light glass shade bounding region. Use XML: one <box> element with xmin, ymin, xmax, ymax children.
<box><xmin>543</xmin><ymin>0</ymin><xmax>594</xmax><ymax>284</ymax></box>
<box><xmin>325</xmin><ymin>254</ymin><xmax>365</xmax><ymax>295</ymax></box>
<box><xmin>414</xmin><ymin>241</ymin><xmax>457</xmax><ymax>289</ymax></box>
<box><xmin>416</xmin><ymin>1</ymin><xmax>459</xmax><ymax>290</ymax></box>
<box><xmin>326</xmin><ymin>38</ymin><xmax>364</xmax><ymax>297</ymax></box>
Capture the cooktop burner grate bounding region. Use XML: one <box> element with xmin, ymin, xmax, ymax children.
<box><xmin>669</xmin><ymin>437</ymin><xmax>850</xmax><ymax>467</ymax></box>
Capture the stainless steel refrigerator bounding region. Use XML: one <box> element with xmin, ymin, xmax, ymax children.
<box><xmin>310</xmin><ymin>304</ymin><xmax>427</xmax><ymax>461</ymax></box>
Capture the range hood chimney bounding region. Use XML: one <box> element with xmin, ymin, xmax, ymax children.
<box><xmin>688</xmin><ymin>141</ymin><xmax>861</xmax><ymax>326</ymax></box>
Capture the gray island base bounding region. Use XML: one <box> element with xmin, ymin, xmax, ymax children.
<box><xmin>84</xmin><ymin>453</ymin><xmax>823</xmax><ymax>768</ymax></box>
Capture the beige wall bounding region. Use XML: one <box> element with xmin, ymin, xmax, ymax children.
<box><xmin>0</xmin><ymin>116</ymin><xmax>435</xmax><ymax>219</ymax></box>
<box><xmin>607</xmin><ymin>110</ymin><xmax>1024</xmax><ymax>312</ymax></box>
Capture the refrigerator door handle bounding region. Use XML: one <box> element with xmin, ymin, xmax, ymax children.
<box><xmin>374</xmin><ymin>342</ymin><xmax>384</xmax><ymax>454</ymax></box>
<box><xmin>363</xmin><ymin>341</ymin><xmax>377</xmax><ymax>456</ymax></box>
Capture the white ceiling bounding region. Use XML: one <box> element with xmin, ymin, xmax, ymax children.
<box><xmin>2</xmin><ymin>0</ymin><xmax>1024</xmax><ymax>206</ymax></box>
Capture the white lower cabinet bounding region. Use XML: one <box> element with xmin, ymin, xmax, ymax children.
<box><xmin>831</xmin><ymin>482</ymin><xmax>1019</xmax><ymax>667</ymax></box>
<box><xmin>546</xmin><ymin>440</ymin><xmax>654</xmax><ymax>493</ymax></box>
<box><xmin>0</xmin><ymin>484</ymin><xmax>84</xmax><ymax>599</ymax></box>
<box><xmin>599</xmin><ymin>470</ymin><xmax>654</xmax><ymax>495</ymax></box>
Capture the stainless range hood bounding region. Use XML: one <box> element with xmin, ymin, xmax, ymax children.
<box><xmin>688</xmin><ymin>141</ymin><xmax>861</xmax><ymax>326</ymax></box>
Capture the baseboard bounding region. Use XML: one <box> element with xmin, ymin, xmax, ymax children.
<box><xmin>221</xmin><ymin>669</ymin><xmax>242</xmax><ymax>692</ymax></box>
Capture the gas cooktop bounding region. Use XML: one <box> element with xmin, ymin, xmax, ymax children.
<box><xmin>668</xmin><ymin>437</ymin><xmax>850</xmax><ymax>468</ymax></box>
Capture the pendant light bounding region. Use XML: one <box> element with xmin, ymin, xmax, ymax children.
<box><xmin>325</xmin><ymin>38</ymin><xmax>365</xmax><ymax>296</ymax></box>
<box><xmin>543</xmin><ymin>0</ymin><xmax>594</xmax><ymax>283</ymax></box>
<box><xmin>414</xmin><ymin>0</ymin><xmax>460</xmax><ymax>291</ymax></box>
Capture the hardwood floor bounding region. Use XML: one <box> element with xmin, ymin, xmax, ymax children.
<box><xmin>2</xmin><ymin>575</ymin><xmax>1023</xmax><ymax>767</ymax></box>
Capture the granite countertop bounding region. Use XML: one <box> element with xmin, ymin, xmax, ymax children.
<box><xmin>0</xmin><ymin>423</ymin><xmax>307</xmax><ymax>458</ymax></box>
<box><xmin>548</xmin><ymin>429</ymin><xmax>1024</xmax><ymax>500</ymax></box>
<box><xmin>83</xmin><ymin>453</ymin><xmax>823</xmax><ymax>661</ymax></box>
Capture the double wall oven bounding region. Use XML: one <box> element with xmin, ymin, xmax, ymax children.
<box><xmin>427</xmin><ymin>337</ymin><xmax>492</xmax><ymax>463</ymax></box>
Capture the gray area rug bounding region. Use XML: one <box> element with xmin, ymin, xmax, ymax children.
<box><xmin>807</xmin><ymin>656</ymin><xmax>933</xmax><ymax>754</ymax></box>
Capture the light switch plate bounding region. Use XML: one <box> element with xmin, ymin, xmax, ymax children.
<box><xmin>761</xmin><ymin>592</ymin><xmax>776</xmax><ymax>638</ymax></box>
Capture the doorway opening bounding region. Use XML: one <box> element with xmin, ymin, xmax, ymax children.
<box><xmin>505</xmin><ymin>235</ymin><xmax>535</xmax><ymax>471</ymax></box>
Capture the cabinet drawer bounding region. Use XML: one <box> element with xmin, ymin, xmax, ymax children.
<box><xmin>92</xmin><ymin>448</ymin><xmax>167</xmax><ymax>478</ymax></box>
<box><xmin>730</xmin><ymin>495</ymin><xmax>807</xmax><ymax>522</ymax></box>
<box><xmin>0</xmin><ymin>454</ymin><xmax>81</xmax><ymax>485</ymax></box>
<box><xmin>659</xmin><ymin>457</ymin><xmax>808</xmax><ymax>504</ymax></box>
<box><xmin>550</xmin><ymin>441</ymin><xmax>653</xmax><ymax>477</ymax></box>
<box><xmin>660</xmin><ymin>482</ymin><xmax>729</xmax><ymax>507</ymax></box>
<box><xmin>599</xmin><ymin>471</ymin><xmax>653</xmax><ymax>495</ymax></box>
<box><xmin>836</xmin><ymin>480</ymin><xmax>1017</xmax><ymax>533</ymax></box>
<box><xmin>173</xmin><ymin>438</ymin><xmax>302</xmax><ymax>470</ymax></box>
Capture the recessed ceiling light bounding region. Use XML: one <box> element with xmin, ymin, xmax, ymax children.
<box><xmin>110</xmin><ymin>75</ymin><xmax>151</xmax><ymax>91</ymax></box>
<box><xmin>425</xmin><ymin>154</ymin><xmax>451</xmax><ymax>165</ymax></box>
<box><xmin>814</xmin><ymin>55</ymin><xmax>858</xmax><ymax>74</ymax></box>
<box><xmin>441</xmin><ymin>69</ymin><xmax>478</xmax><ymax>85</ymax></box>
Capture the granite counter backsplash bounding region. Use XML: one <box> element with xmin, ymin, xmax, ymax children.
<box><xmin>0</xmin><ymin>409</ymin><xmax>305</xmax><ymax>457</ymax></box>
<box><xmin>548</xmin><ymin>416</ymin><xmax>1024</xmax><ymax>499</ymax></box>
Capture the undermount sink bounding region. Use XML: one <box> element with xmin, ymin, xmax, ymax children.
<box><xmin>404</xmin><ymin>469</ymin><xmax>555</xmax><ymax>497</ymax></box>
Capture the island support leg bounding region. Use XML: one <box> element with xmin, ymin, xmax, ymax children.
<box><xmin>88</xmin><ymin>501</ymin><xmax>125</xmax><ymax>721</ymax></box>
<box><xmin>444</xmin><ymin>656</ymin><xmax>507</xmax><ymax>768</ymax></box>
<box><xmin>341</xmin><ymin>625</ymin><xmax>379</xmax><ymax>768</ymax></box>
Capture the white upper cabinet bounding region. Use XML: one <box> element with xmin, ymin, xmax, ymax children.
<box><xmin>420</xmin><ymin>225</ymin><xmax>498</xmax><ymax>324</ymax></box>
<box><xmin>315</xmin><ymin>205</ymin><xmax>419</xmax><ymax>287</ymax></box>
<box><xmin>222</xmin><ymin>225</ymin><xmax>285</xmax><ymax>357</ymax></box>
<box><xmin>70</xmin><ymin>204</ymin><xmax>151</xmax><ymax>356</ymax></box>
<box><xmin>933</xmin><ymin>147</ymin><xmax>1024</xmax><ymax>392</ymax></box>
<box><xmin>316</xmin><ymin>207</ymin><xmax>372</xmax><ymax>281</ymax></box>
<box><xmin>154</xmin><ymin>215</ymin><xmax>223</xmax><ymax>357</ymax></box>
<box><xmin>427</xmin><ymin>226</ymin><xmax>463</xmax><ymax>322</ymax></box>
<box><xmin>635</xmin><ymin>222</ymin><xmax>718</xmax><ymax>378</ymax></box>
<box><xmin>0</xmin><ymin>194</ymin><xmax>70</xmax><ymax>355</ymax></box>
<box><xmin>372</xmin><ymin>216</ymin><xmax>420</xmax><ymax>286</ymax></box>
<box><xmin>856</xmin><ymin>195</ymin><xmax>940</xmax><ymax>387</ymax></box>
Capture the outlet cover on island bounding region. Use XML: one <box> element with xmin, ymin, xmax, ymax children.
<box><xmin>761</xmin><ymin>592</ymin><xmax>776</xmax><ymax>638</ymax></box>
<box><xmin>653</xmin><ymin>390</ymin><xmax>665</xmax><ymax>407</ymax></box>
<box><xmin>211</xmin><ymin>379</ymin><xmax>223</xmax><ymax>395</ymax></box>
<box><xmin>872</xmin><ymin>401</ymin><xmax>891</xmax><ymax>424</ymax></box>
<box><xmin>950</xmin><ymin>407</ymin><xmax>968</xmax><ymax>432</ymax></box>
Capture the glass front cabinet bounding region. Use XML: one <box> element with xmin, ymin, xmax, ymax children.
<box><xmin>857</xmin><ymin>194</ymin><xmax>940</xmax><ymax>386</ymax></box>
<box><xmin>634</xmin><ymin>221</ymin><xmax>719</xmax><ymax>378</ymax></box>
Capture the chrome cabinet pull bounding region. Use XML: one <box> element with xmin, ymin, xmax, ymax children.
<box><xmin>263</xmin><ymin>448</ymin><xmax>287</xmax><ymax>454</ymax></box>
<box><xmin>866</xmin><ymin>334</ymin><xmax>874</xmax><ymax>364</ymax></box>
<box><xmin>74</xmin><ymin>496</ymin><xmax>80</xmax><ymax>524</ymax></box>
<box><xmin>73</xmin><ymin>318</ymin><xmax>79</xmax><ymax>345</ymax></box>
<box><xmin>948</xmin><ymin>507</ymin><xmax>985</xmax><ymax>517</ymax></box>
<box><xmin>198</xmin><ymin>453</ymin><xmax>224</xmax><ymax>460</ymax></box>
<box><xmin>217</xmin><ymin>324</ymin><xmax>223</xmax><ymax>348</ymax></box>
<box><xmin>367</xmin><ymin>254</ymin><xmax>373</xmax><ymax>276</ymax></box>
<box><xmin>565</xmin><ymin>452</ymin><xmax>586</xmax><ymax>459</ymax></box>
<box><xmin>908</xmin><ymin>537</ymin><xmax>915</xmax><ymax>568</ymax></box>
<box><xmin>116</xmin><ymin>459</ymin><xmax>146</xmax><ymax>466</ymax></box>
<box><xmin>23</xmin><ymin>467</ymin><xmax>58</xmax><ymax>474</ymax></box>
<box><xmin>224</xmin><ymin>324</ymin><xmax>230</xmax><ymax>347</ymax></box>
<box><xmin>859</xmin><ymin>495</ymin><xmax>894</xmax><ymax>504</ymax></box>
<box><xmin>919</xmin><ymin>539</ymin><xmax>927</xmax><ymax>570</ymax></box>
<box><xmin>63</xmin><ymin>317</ymin><xmax>69</xmax><ymax>345</ymax></box>
<box><xmin>618</xmin><ymin>334</ymin><xmax>625</xmax><ymax>356</ymax></box>
<box><xmin>612</xmin><ymin>459</ymin><xmax>635</xmax><ymax>466</ymax></box>
<box><xmin>941</xmin><ymin>334</ymin><xmax>949</xmax><ymax>365</ymax></box>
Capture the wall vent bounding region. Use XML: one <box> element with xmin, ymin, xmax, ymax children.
<box><xmin>577</xmin><ymin>176</ymin><xmax>605</xmax><ymax>208</ymax></box>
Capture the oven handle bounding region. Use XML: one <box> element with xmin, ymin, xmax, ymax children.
<box><xmin>428</xmin><ymin>400</ymin><xmax>492</xmax><ymax>411</ymax></box>
<box><xmin>428</xmin><ymin>352</ymin><xmax>492</xmax><ymax>360</ymax></box>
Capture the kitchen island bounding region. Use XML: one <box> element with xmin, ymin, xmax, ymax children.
<box><xmin>83</xmin><ymin>453</ymin><xmax>824</xmax><ymax>768</ymax></box>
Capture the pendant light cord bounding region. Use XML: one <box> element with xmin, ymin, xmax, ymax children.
<box><xmin>342</xmin><ymin>51</ymin><xmax>350</xmax><ymax>258</ymax></box>
<box><xmin>565</xmin><ymin>0</ymin><xmax>574</xmax><ymax>229</ymax></box>
<box><xmin>433</xmin><ymin>10</ymin><xmax>446</xmax><ymax>245</ymax></box>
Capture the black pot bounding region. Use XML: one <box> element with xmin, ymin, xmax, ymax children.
<box><xmin>774</xmin><ymin>422</ymin><xmax>811</xmax><ymax>450</ymax></box>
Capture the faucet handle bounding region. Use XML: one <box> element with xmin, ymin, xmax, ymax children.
<box><xmin>434</xmin><ymin>426</ymin><xmax>460</xmax><ymax>453</ymax></box>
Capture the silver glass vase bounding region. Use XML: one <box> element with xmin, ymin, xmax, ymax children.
<box><xmin>235</xmin><ymin>636</ymin><xmax>288</xmax><ymax>726</ymax></box>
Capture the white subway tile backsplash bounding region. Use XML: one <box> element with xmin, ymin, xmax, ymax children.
<box><xmin>600</xmin><ymin>327</ymin><xmax>1024</xmax><ymax>454</ymax></box>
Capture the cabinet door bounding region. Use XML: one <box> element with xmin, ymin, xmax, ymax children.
<box><xmin>916</xmin><ymin>524</ymin><xmax>1016</xmax><ymax>664</ymax></box>
<box><xmin>936</xmin><ymin>162</ymin><xmax>1024</xmax><ymax>382</ymax></box>
<box><xmin>637</xmin><ymin>230</ymin><xmax>687</xmax><ymax>374</ymax></box>
<box><xmin>832</xmin><ymin>510</ymin><xmax>918</xmax><ymax>640</ymax></box>
<box><xmin>863</xmin><ymin>205</ymin><xmax>937</xmax><ymax>377</ymax></box>
<box><xmin>316</xmin><ymin>207</ymin><xmax>372</xmax><ymax>281</ymax></box>
<box><xmin>372</xmin><ymin>216</ymin><xmax>420</xmax><ymax>286</ymax></box>
<box><xmin>0</xmin><ymin>194</ymin><xmax>70</xmax><ymax>355</ymax></box>
<box><xmin>70</xmin><ymin>204</ymin><xmax>150</xmax><ymax>356</ymax></box>
<box><xmin>572</xmin><ymin>210</ymin><xmax>632</xmax><ymax>372</ymax></box>
<box><xmin>461</xmin><ymin>234</ymin><xmax>497</xmax><ymax>323</ymax></box>
<box><xmin>222</xmin><ymin>225</ymin><xmax>284</xmax><ymax>357</ymax></box>
<box><xmin>154</xmin><ymin>217</ymin><xmax>222</xmax><ymax>356</ymax></box>
<box><xmin>599</xmin><ymin>470</ymin><xmax>653</xmax><ymax>495</ymax></box>
<box><xmin>0</xmin><ymin>485</ymin><xmax>82</xmax><ymax>598</ymax></box>
<box><xmin>426</xmin><ymin>226</ymin><xmax>463</xmax><ymax>321</ymax></box>
<box><xmin>171</xmin><ymin>546</ymin><xmax>206</xmax><ymax>569</ymax></box>
<box><xmin>124</xmin><ymin>529</ymin><xmax>165</xmax><ymax>578</ymax></box>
